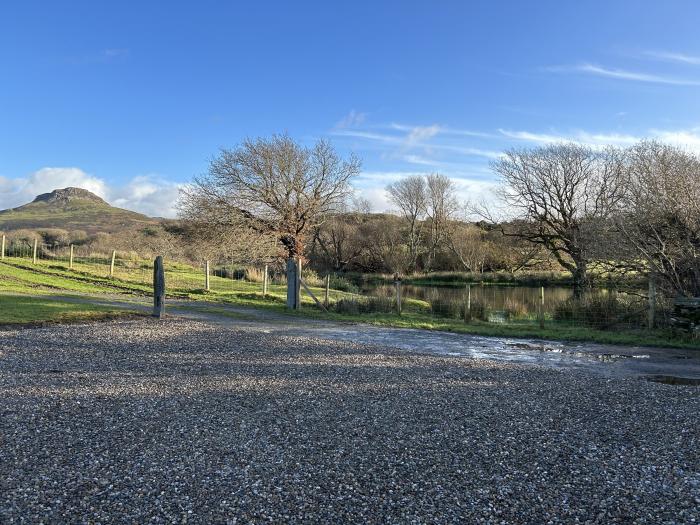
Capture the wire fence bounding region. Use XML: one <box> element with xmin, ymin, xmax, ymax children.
<box><xmin>0</xmin><ymin>238</ymin><xmax>674</xmax><ymax>332</ymax></box>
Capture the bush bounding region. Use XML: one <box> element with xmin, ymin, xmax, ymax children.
<box><xmin>328</xmin><ymin>274</ymin><xmax>359</xmax><ymax>294</ymax></box>
<box><xmin>553</xmin><ymin>293</ymin><xmax>647</xmax><ymax>328</ymax></box>
<box><xmin>503</xmin><ymin>297</ymin><xmax>529</xmax><ymax>320</ymax></box>
<box><xmin>429</xmin><ymin>298</ymin><xmax>465</xmax><ymax>319</ymax></box>
<box><xmin>333</xmin><ymin>296</ymin><xmax>395</xmax><ymax>315</ymax></box>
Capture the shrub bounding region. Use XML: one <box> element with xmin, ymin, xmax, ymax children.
<box><xmin>553</xmin><ymin>293</ymin><xmax>647</xmax><ymax>329</ymax></box>
<box><xmin>328</xmin><ymin>274</ymin><xmax>359</xmax><ymax>294</ymax></box>
<box><xmin>429</xmin><ymin>298</ymin><xmax>465</xmax><ymax>319</ymax></box>
<box><xmin>333</xmin><ymin>296</ymin><xmax>395</xmax><ymax>315</ymax></box>
<box><xmin>503</xmin><ymin>297</ymin><xmax>529</xmax><ymax>320</ymax></box>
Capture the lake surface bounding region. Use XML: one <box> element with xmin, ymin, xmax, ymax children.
<box><xmin>363</xmin><ymin>283</ymin><xmax>576</xmax><ymax>315</ymax></box>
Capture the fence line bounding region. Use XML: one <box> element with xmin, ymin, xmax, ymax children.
<box><xmin>0</xmin><ymin>239</ymin><xmax>673</xmax><ymax>332</ymax></box>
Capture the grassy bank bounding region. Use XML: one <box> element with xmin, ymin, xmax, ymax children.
<box><xmin>1</xmin><ymin>258</ymin><xmax>697</xmax><ymax>349</ymax></box>
<box><xmin>0</xmin><ymin>295</ymin><xmax>139</xmax><ymax>326</ymax></box>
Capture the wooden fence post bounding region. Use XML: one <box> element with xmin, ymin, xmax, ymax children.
<box><xmin>286</xmin><ymin>258</ymin><xmax>297</xmax><ymax>309</ymax></box>
<box><xmin>153</xmin><ymin>256</ymin><xmax>165</xmax><ymax>318</ymax></box>
<box><xmin>648</xmin><ymin>274</ymin><xmax>656</xmax><ymax>330</ymax></box>
<box><xmin>69</xmin><ymin>244</ymin><xmax>74</xmax><ymax>269</ymax></box>
<box><xmin>539</xmin><ymin>286</ymin><xmax>545</xmax><ymax>329</ymax></box>
<box><xmin>324</xmin><ymin>274</ymin><xmax>330</xmax><ymax>308</ymax></box>
<box><xmin>465</xmin><ymin>284</ymin><xmax>471</xmax><ymax>322</ymax></box>
<box><xmin>395</xmin><ymin>279</ymin><xmax>402</xmax><ymax>315</ymax></box>
<box><xmin>109</xmin><ymin>250</ymin><xmax>116</xmax><ymax>277</ymax></box>
<box><xmin>1</xmin><ymin>234</ymin><xmax>5</xmax><ymax>260</ymax></box>
<box><xmin>205</xmin><ymin>260</ymin><xmax>210</xmax><ymax>291</ymax></box>
<box><xmin>32</xmin><ymin>238</ymin><xmax>38</xmax><ymax>264</ymax></box>
<box><xmin>263</xmin><ymin>264</ymin><xmax>268</xmax><ymax>296</ymax></box>
<box><xmin>296</xmin><ymin>259</ymin><xmax>302</xmax><ymax>309</ymax></box>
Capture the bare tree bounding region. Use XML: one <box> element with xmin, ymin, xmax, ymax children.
<box><xmin>425</xmin><ymin>173</ymin><xmax>459</xmax><ymax>270</ymax></box>
<box><xmin>491</xmin><ymin>143</ymin><xmax>627</xmax><ymax>296</ymax></box>
<box><xmin>180</xmin><ymin>134</ymin><xmax>360</xmax><ymax>260</ymax></box>
<box><xmin>615</xmin><ymin>141</ymin><xmax>700</xmax><ymax>296</ymax></box>
<box><xmin>386</xmin><ymin>175</ymin><xmax>427</xmax><ymax>272</ymax></box>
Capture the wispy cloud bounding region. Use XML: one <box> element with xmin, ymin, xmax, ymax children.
<box><xmin>644</xmin><ymin>50</ymin><xmax>700</xmax><ymax>65</ymax></box>
<box><xmin>499</xmin><ymin>129</ymin><xmax>640</xmax><ymax>148</ymax></box>
<box><xmin>548</xmin><ymin>63</ymin><xmax>700</xmax><ymax>86</ymax></box>
<box><xmin>335</xmin><ymin>109</ymin><xmax>368</xmax><ymax>129</ymax></box>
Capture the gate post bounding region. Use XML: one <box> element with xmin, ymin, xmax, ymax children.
<box><xmin>153</xmin><ymin>256</ymin><xmax>165</xmax><ymax>318</ymax></box>
<box><xmin>286</xmin><ymin>258</ymin><xmax>297</xmax><ymax>309</ymax></box>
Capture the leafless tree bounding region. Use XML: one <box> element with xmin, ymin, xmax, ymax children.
<box><xmin>424</xmin><ymin>173</ymin><xmax>459</xmax><ymax>271</ymax></box>
<box><xmin>180</xmin><ymin>134</ymin><xmax>360</xmax><ymax>260</ymax></box>
<box><xmin>615</xmin><ymin>141</ymin><xmax>700</xmax><ymax>296</ymax></box>
<box><xmin>491</xmin><ymin>143</ymin><xmax>628</xmax><ymax>296</ymax></box>
<box><xmin>386</xmin><ymin>175</ymin><xmax>427</xmax><ymax>272</ymax></box>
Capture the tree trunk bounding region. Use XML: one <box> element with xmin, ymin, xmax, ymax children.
<box><xmin>571</xmin><ymin>261</ymin><xmax>590</xmax><ymax>299</ymax></box>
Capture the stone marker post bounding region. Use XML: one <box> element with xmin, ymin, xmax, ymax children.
<box><xmin>153</xmin><ymin>256</ymin><xmax>165</xmax><ymax>318</ymax></box>
<box><xmin>1</xmin><ymin>234</ymin><xmax>5</xmax><ymax>260</ymax></box>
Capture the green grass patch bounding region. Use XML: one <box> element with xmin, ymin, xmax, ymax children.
<box><xmin>0</xmin><ymin>295</ymin><xmax>139</xmax><ymax>325</ymax></box>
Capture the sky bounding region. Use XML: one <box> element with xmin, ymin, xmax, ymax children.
<box><xmin>2</xmin><ymin>1</ymin><xmax>700</xmax><ymax>217</ymax></box>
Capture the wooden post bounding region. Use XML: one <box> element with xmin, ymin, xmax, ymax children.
<box><xmin>539</xmin><ymin>286</ymin><xmax>545</xmax><ymax>329</ymax></box>
<box><xmin>109</xmin><ymin>250</ymin><xmax>116</xmax><ymax>277</ymax></box>
<box><xmin>69</xmin><ymin>244</ymin><xmax>74</xmax><ymax>269</ymax></box>
<box><xmin>465</xmin><ymin>284</ymin><xmax>471</xmax><ymax>322</ymax></box>
<box><xmin>395</xmin><ymin>279</ymin><xmax>402</xmax><ymax>315</ymax></box>
<box><xmin>205</xmin><ymin>260</ymin><xmax>210</xmax><ymax>291</ymax></box>
<box><xmin>32</xmin><ymin>238</ymin><xmax>38</xmax><ymax>264</ymax></box>
<box><xmin>263</xmin><ymin>264</ymin><xmax>268</xmax><ymax>296</ymax></box>
<box><xmin>648</xmin><ymin>274</ymin><xmax>656</xmax><ymax>330</ymax></box>
<box><xmin>1</xmin><ymin>234</ymin><xmax>5</xmax><ymax>260</ymax></box>
<box><xmin>324</xmin><ymin>274</ymin><xmax>330</xmax><ymax>307</ymax></box>
<box><xmin>153</xmin><ymin>256</ymin><xmax>165</xmax><ymax>318</ymax></box>
<box><xmin>296</xmin><ymin>259</ymin><xmax>302</xmax><ymax>309</ymax></box>
<box><xmin>286</xmin><ymin>258</ymin><xmax>297</xmax><ymax>309</ymax></box>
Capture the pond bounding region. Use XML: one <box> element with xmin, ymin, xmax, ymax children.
<box><xmin>363</xmin><ymin>283</ymin><xmax>576</xmax><ymax>316</ymax></box>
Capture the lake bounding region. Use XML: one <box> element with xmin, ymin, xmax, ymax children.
<box><xmin>363</xmin><ymin>283</ymin><xmax>576</xmax><ymax>316</ymax></box>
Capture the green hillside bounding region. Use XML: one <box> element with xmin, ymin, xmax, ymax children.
<box><xmin>0</xmin><ymin>187</ymin><xmax>161</xmax><ymax>234</ymax></box>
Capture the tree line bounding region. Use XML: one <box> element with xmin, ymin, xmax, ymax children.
<box><xmin>181</xmin><ymin>135</ymin><xmax>700</xmax><ymax>299</ymax></box>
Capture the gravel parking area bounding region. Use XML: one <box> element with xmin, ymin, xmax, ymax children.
<box><xmin>1</xmin><ymin>318</ymin><xmax>698</xmax><ymax>524</ymax></box>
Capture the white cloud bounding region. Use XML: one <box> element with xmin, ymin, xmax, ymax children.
<box><xmin>499</xmin><ymin>129</ymin><xmax>640</xmax><ymax>148</ymax></box>
<box><xmin>0</xmin><ymin>167</ymin><xmax>183</xmax><ymax>217</ymax></box>
<box><xmin>644</xmin><ymin>51</ymin><xmax>700</xmax><ymax>65</ymax></box>
<box><xmin>335</xmin><ymin>109</ymin><xmax>368</xmax><ymax>129</ymax></box>
<box><xmin>549</xmin><ymin>63</ymin><xmax>700</xmax><ymax>86</ymax></box>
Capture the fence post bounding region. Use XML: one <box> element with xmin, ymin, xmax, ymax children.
<box><xmin>324</xmin><ymin>274</ymin><xmax>330</xmax><ymax>307</ymax></box>
<box><xmin>263</xmin><ymin>264</ymin><xmax>268</xmax><ymax>296</ymax></box>
<box><xmin>32</xmin><ymin>238</ymin><xmax>38</xmax><ymax>264</ymax></box>
<box><xmin>286</xmin><ymin>258</ymin><xmax>297</xmax><ymax>309</ymax></box>
<box><xmin>109</xmin><ymin>250</ymin><xmax>116</xmax><ymax>277</ymax></box>
<box><xmin>465</xmin><ymin>284</ymin><xmax>471</xmax><ymax>322</ymax></box>
<box><xmin>153</xmin><ymin>256</ymin><xmax>165</xmax><ymax>318</ymax></box>
<box><xmin>395</xmin><ymin>278</ymin><xmax>402</xmax><ymax>315</ymax></box>
<box><xmin>539</xmin><ymin>286</ymin><xmax>545</xmax><ymax>329</ymax></box>
<box><xmin>69</xmin><ymin>244</ymin><xmax>74</xmax><ymax>269</ymax></box>
<box><xmin>648</xmin><ymin>273</ymin><xmax>656</xmax><ymax>330</ymax></box>
<box><xmin>1</xmin><ymin>234</ymin><xmax>4</xmax><ymax>260</ymax></box>
<box><xmin>296</xmin><ymin>259</ymin><xmax>302</xmax><ymax>309</ymax></box>
<box><xmin>205</xmin><ymin>260</ymin><xmax>210</xmax><ymax>291</ymax></box>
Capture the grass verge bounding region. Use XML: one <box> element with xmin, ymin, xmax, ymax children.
<box><xmin>0</xmin><ymin>295</ymin><xmax>140</xmax><ymax>326</ymax></box>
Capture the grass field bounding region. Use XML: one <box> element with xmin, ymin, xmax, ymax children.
<box><xmin>1</xmin><ymin>256</ymin><xmax>698</xmax><ymax>349</ymax></box>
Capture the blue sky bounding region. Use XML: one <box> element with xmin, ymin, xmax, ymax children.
<box><xmin>2</xmin><ymin>1</ymin><xmax>700</xmax><ymax>216</ymax></box>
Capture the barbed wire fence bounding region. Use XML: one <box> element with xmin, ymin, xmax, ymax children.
<box><xmin>0</xmin><ymin>234</ymin><xmax>679</xmax><ymax>333</ymax></box>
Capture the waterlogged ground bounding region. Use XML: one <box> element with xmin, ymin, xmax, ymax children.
<box><xmin>44</xmin><ymin>294</ymin><xmax>700</xmax><ymax>384</ymax></box>
<box><xmin>1</xmin><ymin>318</ymin><xmax>698</xmax><ymax>523</ymax></box>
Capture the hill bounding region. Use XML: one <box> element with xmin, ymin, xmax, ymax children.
<box><xmin>0</xmin><ymin>187</ymin><xmax>161</xmax><ymax>234</ymax></box>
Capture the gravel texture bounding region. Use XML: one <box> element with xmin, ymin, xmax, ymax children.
<box><xmin>1</xmin><ymin>318</ymin><xmax>698</xmax><ymax>524</ymax></box>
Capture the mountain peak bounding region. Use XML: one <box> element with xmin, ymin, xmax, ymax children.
<box><xmin>32</xmin><ymin>187</ymin><xmax>107</xmax><ymax>206</ymax></box>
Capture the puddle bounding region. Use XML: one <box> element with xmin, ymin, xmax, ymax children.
<box><xmin>644</xmin><ymin>375</ymin><xmax>700</xmax><ymax>386</ymax></box>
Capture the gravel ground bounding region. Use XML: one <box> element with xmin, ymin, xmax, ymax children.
<box><xmin>1</xmin><ymin>318</ymin><xmax>698</xmax><ymax>524</ymax></box>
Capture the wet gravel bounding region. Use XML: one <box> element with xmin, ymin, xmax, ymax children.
<box><xmin>1</xmin><ymin>318</ymin><xmax>698</xmax><ymax>524</ymax></box>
